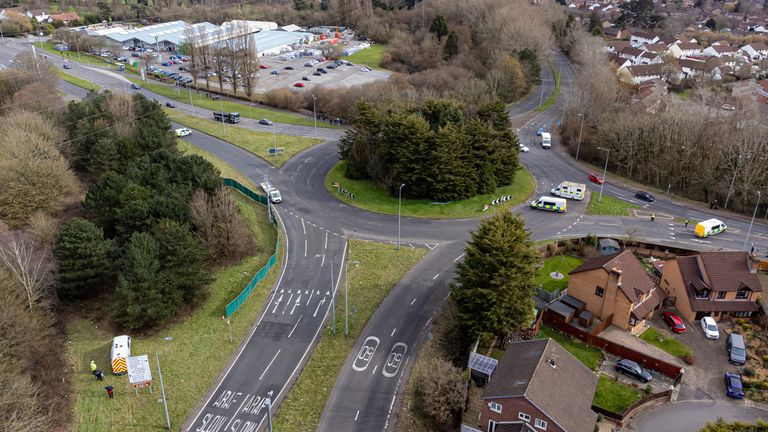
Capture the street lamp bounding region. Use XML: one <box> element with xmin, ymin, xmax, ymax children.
<box><xmin>264</xmin><ymin>393</ymin><xmax>273</xmax><ymax>432</ymax></box>
<box><xmin>575</xmin><ymin>113</ymin><xmax>585</xmax><ymax>161</ymax></box>
<box><xmin>744</xmin><ymin>191</ymin><xmax>761</xmax><ymax>251</ymax></box>
<box><xmin>397</xmin><ymin>184</ymin><xmax>405</xmax><ymax>250</ymax></box>
<box><xmin>154</xmin><ymin>36</ymin><xmax>161</xmax><ymax>64</ymax></box>
<box><xmin>597</xmin><ymin>147</ymin><xmax>610</xmax><ymax>203</ymax></box>
<box><xmin>312</xmin><ymin>94</ymin><xmax>318</xmax><ymax>139</ymax></box>
<box><xmin>345</xmin><ymin>259</ymin><xmax>359</xmax><ymax>337</ymax></box>
<box><xmin>272</xmin><ymin>119</ymin><xmax>277</xmax><ymax>158</ymax></box>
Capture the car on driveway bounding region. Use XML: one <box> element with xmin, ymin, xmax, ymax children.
<box><xmin>313</xmin><ymin>72</ymin><xmax>322</xmax><ymax>76</ymax></box>
<box><xmin>724</xmin><ymin>373</ymin><xmax>744</xmax><ymax>399</ymax></box>
<box><xmin>302</xmin><ymin>76</ymin><xmax>311</xmax><ymax>81</ymax></box>
<box><xmin>259</xmin><ymin>119</ymin><xmax>273</xmax><ymax>126</ymax></box>
<box><xmin>635</xmin><ymin>191</ymin><xmax>656</xmax><ymax>202</ymax></box>
<box><xmin>662</xmin><ymin>312</ymin><xmax>686</xmax><ymax>333</ymax></box>
<box><xmin>259</xmin><ymin>65</ymin><xmax>269</xmax><ymax>69</ymax></box>
<box><xmin>284</xmin><ymin>66</ymin><xmax>294</xmax><ymax>70</ymax></box>
<box><xmin>174</xmin><ymin>127</ymin><xmax>191</xmax><ymax>137</ymax></box>
<box><xmin>701</xmin><ymin>316</ymin><xmax>720</xmax><ymax>339</ymax></box>
<box><xmin>588</xmin><ymin>173</ymin><xmax>604</xmax><ymax>185</ymax></box>
<box><xmin>537</xmin><ymin>127</ymin><xmax>545</xmax><ymax>136</ymax></box>
<box><xmin>615</xmin><ymin>359</ymin><xmax>653</xmax><ymax>383</ymax></box>
<box><xmin>726</xmin><ymin>333</ymin><xmax>747</xmax><ymax>365</ymax></box>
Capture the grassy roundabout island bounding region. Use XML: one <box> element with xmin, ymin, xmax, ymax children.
<box><xmin>324</xmin><ymin>160</ymin><xmax>535</xmax><ymax>219</ymax></box>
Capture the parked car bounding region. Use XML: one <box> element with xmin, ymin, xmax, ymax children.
<box><xmin>313</xmin><ymin>72</ymin><xmax>322</xmax><ymax>76</ymax></box>
<box><xmin>304</xmin><ymin>62</ymin><xmax>314</xmax><ymax>67</ymax></box>
<box><xmin>726</xmin><ymin>333</ymin><xmax>747</xmax><ymax>365</ymax></box>
<box><xmin>519</xmin><ymin>144</ymin><xmax>530</xmax><ymax>153</ymax></box>
<box><xmin>302</xmin><ymin>76</ymin><xmax>311</xmax><ymax>81</ymax></box>
<box><xmin>165</xmin><ymin>102</ymin><xmax>176</xmax><ymax>108</ymax></box>
<box><xmin>62</xmin><ymin>64</ymin><xmax>72</xmax><ymax>70</ymax></box>
<box><xmin>360</xmin><ymin>66</ymin><xmax>371</xmax><ymax>72</ymax></box>
<box><xmin>724</xmin><ymin>372</ymin><xmax>744</xmax><ymax>399</ymax></box>
<box><xmin>259</xmin><ymin>65</ymin><xmax>269</xmax><ymax>69</ymax></box>
<box><xmin>162</xmin><ymin>61</ymin><xmax>172</xmax><ymax>66</ymax></box>
<box><xmin>132</xmin><ymin>53</ymin><xmax>140</xmax><ymax>57</ymax></box>
<box><xmin>270</xmin><ymin>70</ymin><xmax>279</xmax><ymax>75</ymax></box>
<box><xmin>174</xmin><ymin>127</ymin><xmax>191</xmax><ymax>137</ymax></box>
<box><xmin>615</xmin><ymin>359</ymin><xmax>653</xmax><ymax>383</ymax></box>
<box><xmin>327</xmin><ymin>64</ymin><xmax>336</xmax><ymax>69</ymax></box>
<box><xmin>588</xmin><ymin>173</ymin><xmax>604</xmax><ymax>185</ymax></box>
<box><xmin>294</xmin><ymin>82</ymin><xmax>305</xmax><ymax>87</ymax></box>
<box><xmin>284</xmin><ymin>66</ymin><xmax>294</xmax><ymax>70</ymax></box>
<box><xmin>635</xmin><ymin>191</ymin><xmax>656</xmax><ymax>202</ymax></box>
<box><xmin>130</xmin><ymin>83</ymin><xmax>141</xmax><ymax>90</ymax></box>
<box><xmin>259</xmin><ymin>119</ymin><xmax>273</xmax><ymax>126</ymax></box>
<box><xmin>317</xmin><ymin>68</ymin><xmax>327</xmax><ymax>74</ymax></box>
<box><xmin>537</xmin><ymin>127</ymin><xmax>545</xmax><ymax>136</ymax></box>
<box><xmin>701</xmin><ymin>316</ymin><xmax>720</xmax><ymax>339</ymax></box>
<box><xmin>662</xmin><ymin>312</ymin><xmax>686</xmax><ymax>333</ymax></box>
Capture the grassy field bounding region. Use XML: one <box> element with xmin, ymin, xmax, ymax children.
<box><xmin>344</xmin><ymin>44</ymin><xmax>386</xmax><ymax>69</ymax></box>
<box><xmin>538</xmin><ymin>325</ymin><xmax>602</xmax><ymax>370</ymax></box>
<box><xmin>534</xmin><ymin>255</ymin><xmax>583</xmax><ymax>293</ymax></box>
<box><xmin>273</xmin><ymin>240</ymin><xmax>426</xmax><ymax>431</ymax></box>
<box><xmin>128</xmin><ymin>77</ymin><xmax>330</xmax><ymax>128</ymax></box>
<box><xmin>166</xmin><ymin>109</ymin><xmax>322</xmax><ymax>167</ymax></box>
<box><xmin>639</xmin><ymin>327</ymin><xmax>692</xmax><ymax>358</ymax></box>
<box><xmin>587</xmin><ymin>193</ymin><xmax>639</xmax><ymax>216</ymax></box>
<box><xmin>536</xmin><ymin>62</ymin><xmax>561</xmax><ymax>112</ymax></box>
<box><xmin>325</xmin><ymin>161</ymin><xmax>536</xmax><ymax>219</ymax></box>
<box><xmin>593</xmin><ymin>376</ymin><xmax>643</xmax><ymax>413</ymax></box>
<box><xmin>57</xmin><ymin>69</ymin><xmax>101</xmax><ymax>92</ymax></box>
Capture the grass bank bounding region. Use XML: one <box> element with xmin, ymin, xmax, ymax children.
<box><xmin>536</xmin><ymin>62</ymin><xmax>561</xmax><ymax>112</ymax></box>
<box><xmin>587</xmin><ymin>193</ymin><xmax>639</xmax><ymax>216</ymax></box>
<box><xmin>67</xmin><ymin>146</ymin><xmax>280</xmax><ymax>432</ymax></box>
<box><xmin>273</xmin><ymin>240</ymin><xmax>426</xmax><ymax>431</ymax></box>
<box><xmin>57</xmin><ymin>69</ymin><xmax>101</xmax><ymax>92</ymax></box>
<box><xmin>325</xmin><ymin>160</ymin><xmax>535</xmax><ymax>219</ymax></box>
<box><xmin>593</xmin><ymin>376</ymin><xmax>643</xmax><ymax>413</ymax></box>
<box><xmin>639</xmin><ymin>327</ymin><xmax>692</xmax><ymax>359</ymax></box>
<box><xmin>166</xmin><ymin>109</ymin><xmax>322</xmax><ymax>167</ymax></box>
<box><xmin>344</xmin><ymin>44</ymin><xmax>386</xmax><ymax>69</ymax></box>
<box><xmin>538</xmin><ymin>325</ymin><xmax>602</xmax><ymax>370</ymax></box>
<box><xmin>534</xmin><ymin>255</ymin><xmax>583</xmax><ymax>293</ymax></box>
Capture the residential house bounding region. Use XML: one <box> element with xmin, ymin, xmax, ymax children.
<box><xmin>678</xmin><ymin>58</ymin><xmax>721</xmax><ymax>80</ymax></box>
<box><xmin>629</xmin><ymin>30</ymin><xmax>660</xmax><ymax>47</ymax></box>
<box><xmin>604</xmin><ymin>40</ymin><xmax>631</xmax><ymax>53</ymax></box>
<box><xmin>632</xmin><ymin>79</ymin><xmax>668</xmax><ymax>113</ymax></box>
<box><xmin>566</xmin><ymin>250</ymin><xmax>664</xmax><ymax>333</ymax></box>
<box><xmin>659</xmin><ymin>252</ymin><xmax>763</xmax><ymax>322</ymax></box>
<box><xmin>607</xmin><ymin>52</ymin><xmax>632</xmax><ymax>71</ymax></box>
<box><xmin>603</xmin><ymin>26</ymin><xmax>627</xmax><ymax>39</ymax></box>
<box><xmin>618</xmin><ymin>46</ymin><xmax>644</xmax><ymax>63</ymax></box>
<box><xmin>618</xmin><ymin>63</ymin><xmax>664</xmax><ymax>84</ymax></box>
<box><xmin>738</xmin><ymin>43</ymin><xmax>768</xmax><ymax>60</ymax></box>
<box><xmin>480</xmin><ymin>339</ymin><xmax>598</xmax><ymax>432</ymax></box>
<box><xmin>669</xmin><ymin>42</ymin><xmax>702</xmax><ymax>58</ymax></box>
<box><xmin>49</xmin><ymin>12</ymin><xmax>80</xmax><ymax>26</ymax></box>
<box><xmin>702</xmin><ymin>43</ymin><xmax>738</xmax><ymax>57</ymax></box>
<box><xmin>642</xmin><ymin>42</ymin><xmax>669</xmax><ymax>55</ymax></box>
<box><xmin>24</xmin><ymin>9</ymin><xmax>48</xmax><ymax>22</ymax></box>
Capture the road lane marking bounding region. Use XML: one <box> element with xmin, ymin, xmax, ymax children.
<box><xmin>290</xmin><ymin>296</ymin><xmax>301</xmax><ymax>315</ymax></box>
<box><xmin>391</xmin><ymin>328</ymin><xmax>396</xmax><ymax>336</ymax></box>
<box><xmin>304</xmin><ymin>239</ymin><xmax>307</xmax><ymax>257</ymax></box>
<box><xmin>288</xmin><ymin>315</ymin><xmax>302</xmax><ymax>338</ymax></box>
<box><xmin>282</xmin><ymin>293</ymin><xmax>293</xmax><ymax>314</ymax></box>
<box><xmin>313</xmin><ymin>297</ymin><xmax>326</xmax><ymax>317</ymax></box>
<box><xmin>432</xmin><ymin>273</ymin><xmax>440</xmax><ymax>280</ymax></box>
<box><xmin>355</xmin><ymin>410</ymin><xmax>360</xmax><ymax>421</ymax></box>
<box><xmin>258</xmin><ymin>350</ymin><xmax>281</xmax><ymax>380</ymax></box>
<box><xmin>223</xmin><ymin>393</ymin><xmax>252</xmax><ymax>431</ymax></box>
<box><xmin>453</xmin><ymin>253</ymin><xmax>465</xmax><ymax>262</ymax></box>
<box><xmin>302</xmin><ymin>218</ymin><xmax>306</xmax><ymax>235</ymax></box>
<box><xmin>410</xmin><ymin>298</ymin><xmax>416</xmax><ymax>306</ymax></box>
<box><xmin>324</xmin><ymin>231</ymin><xmax>328</xmax><ymax>249</ymax></box>
<box><xmin>306</xmin><ymin>289</ymin><xmax>315</xmax><ymax>306</ymax></box>
<box><xmin>320</xmin><ymin>254</ymin><xmax>325</xmax><ymax>267</ymax></box>
<box><xmin>372</xmin><ymin>364</ymin><xmax>378</xmax><ymax>375</ymax></box>
<box><xmin>353</xmin><ymin>336</ymin><xmax>380</xmax><ymax>372</ymax></box>
<box><xmin>271</xmin><ymin>294</ymin><xmax>283</xmax><ymax>314</ymax></box>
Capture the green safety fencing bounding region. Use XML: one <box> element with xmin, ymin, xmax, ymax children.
<box><xmin>223</xmin><ymin>178</ymin><xmax>280</xmax><ymax>318</ymax></box>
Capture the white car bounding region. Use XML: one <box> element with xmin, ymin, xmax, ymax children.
<box><xmin>174</xmin><ymin>128</ymin><xmax>191</xmax><ymax>137</ymax></box>
<box><xmin>519</xmin><ymin>144</ymin><xmax>530</xmax><ymax>152</ymax></box>
<box><xmin>361</xmin><ymin>66</ymin><xmax>371</xmax><ymax>72</ymax></box>
<box><xmin>701</xmin><ymin>316</ymin><xmax>720</xmax><ymax>339</ymax></box>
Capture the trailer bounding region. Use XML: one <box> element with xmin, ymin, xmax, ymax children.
<box><xmin>260</xmin><ymin>182</ymin><xmax>282</xmax><ymax>204</ymax></box>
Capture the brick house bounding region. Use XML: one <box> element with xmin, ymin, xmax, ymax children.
<box><xmin>49</xmin><ymin>12</ymin><xmax>81</xmax><ymax>25</ymax></box>
<box><xmin>480</xmin><ymin>339</ymin><xmax>598</xmax><ymax>432</ymax></box>
<box><xmin>659</xmin><ymin>252</ymin><xmax>763</xmax><ymax>322</ymax></box>
<box><xmin>566</xmin><ymin>250</ymin><xmax>665</xmax><ymax>333</ymax></box>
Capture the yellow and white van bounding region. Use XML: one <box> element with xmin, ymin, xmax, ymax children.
<box><xmin>531</xmin><ymin>196</ymin><xmax>567</xmax><ymax>213</ymax></box>
<box><xmin>111</xmin><ymin>335</ymin><xmax>131</xmax><ymax>375</ymax></box>
<box><xmin>695</xmin><ymin>218</ymin><xmax>727</xmax><ymax>238</ymax></box>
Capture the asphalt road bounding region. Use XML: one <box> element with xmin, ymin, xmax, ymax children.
<box><xmin>624</xmin><ymin>400</ymin><xmax>768</xmax><ymax>431</ymax></box>
<box><xmin>3</xmin><ymin>38</ymin><xmax>768</xmax><ymax>432</ymax></box>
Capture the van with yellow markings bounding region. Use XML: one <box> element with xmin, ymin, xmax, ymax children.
<box><xmin>695</xmin><ymin>218</ymin><xmax>727</xmax><ymax>238</ymax></box>
<box><xmin>530</xmin><ymin>196</ymin><xmax>567</xmax><ymax>213</ymax></box>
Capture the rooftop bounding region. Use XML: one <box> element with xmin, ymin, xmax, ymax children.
<box><xmin>570</xmin><ymin>250</ymin><xmax>657</xmax><ymax>302</ymax></box>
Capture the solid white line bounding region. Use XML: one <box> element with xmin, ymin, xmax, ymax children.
<box><xmin>324</xmin><ymin>231</ymin><xmax>328</xmax><ymax>249</ymax></box>
<box><xmin>302</xmin><ymin>218</ymin><xmax>306</xmax><ymax>235</ymax></box>
<box><xmin>321</xmin><ymin>254</ymin><xmax>326</xmax><ymax>267</ymax></box>
<box><xmin>391</xmin><ymin>328</ymin><xmax>397</xmax><ymax>337</ymax></box>
<box><xmin>258</xmin><ymin>349</ymin><xmax>281</xmax><ymax>380</ymax></box>
<box><xmin>304</xmin><ymin>239</ymin><xmax>307</xmax><ymax>257</ymax></box>
<box><xmin>432</xmin><ymin>273</ymin><xmax>440</xmax><ymax>280</ymax></box>
<box><xmin>186</xmin><ymin>204</ymin><xmax>289</xmax><ymax>431</ymax></box>
<box><xmin>410</xmin><ymin>298</ymin><xmax>416</xmax><ymax>306</ymax></box>
<box><xmin>288</xmin><ymin>315</ymin><xmax>302</xmax><ymax>338</ymax></box>
<box><xmin>453</xmin><ymin>253</ymin><xmax>465</xmax><ymax>263</ymax></box>
<box><xmin>355</xmin><ymin>410</ymin><xmax>360</xmax><ymax>421</ymax></box>
<box><xmin>597</xmin><ymin>223</ymin><xmax>620</xmax><ymax>227</ymax></box>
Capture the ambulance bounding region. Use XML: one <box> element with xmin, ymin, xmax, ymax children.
<box><xmin>530</xmin><ymin>196</ymin><xmax>567</xmax><ymax>213</ymax></box>
<box><xmin>111</xmin><ymin>335</ymin><xmax>131</xmax><ymax>375</ymax></box>
<box><xmin>551</xmin><ymin>181</ymin><xmax>586</xmax><ymax>200</ymax></box>
<box><xmin>695</xmin><ymin>218</ymin><xmax>727</xmax><ymax>238</ymax></box>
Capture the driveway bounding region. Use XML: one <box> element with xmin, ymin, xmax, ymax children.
<box><xmin>623</xmin><ymin>400</ymin><xmax>768</xmax><ymax>431</ymax></box>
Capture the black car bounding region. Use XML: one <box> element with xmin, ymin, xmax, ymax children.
<box><xmin>635</xmin><ymin>191</ymin><xmax>656</xmax><ymax>202</ymax></box>
<box><xmin>284</xmin><ymin>66</ymin><xmax>294</xmax><ymax>70</ymax></box>
<box><xmin>313</xmin><ymin>72</ymin><xmax>322</xmax><ymax>76</ymax></box>
<box><xmin>615</xmin><ymin>359</ymin><xmax>653</xmax><ymax>383</ymax></box>
<box><xmin>326</xmin><ymin>64</ymin><xmax>336</xmax><ymax>69</ymax></box>
<box><xmin>130</xmin><ymin>83</ymin><xmax>141</xmax><ymax>90</ymax></box>
<box><xmin>62</xmin><ymin>64</ymin><xmax>72</xmax><ymax>70</ymax></box>
<box><xmin>302</xmin><ymin>76</ymin><xmax>310</xmax><ymax>81</ymax></box>
<box><xmin>317</xmin><ymin>68</ymin><xmax>327</xmax><ymax>74</ymax></box>
<box><xmin>165</xmin><ymin>102</ymin><xmax>176</xmax><ymax>108</ymax></box>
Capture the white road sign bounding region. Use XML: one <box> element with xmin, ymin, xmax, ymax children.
<box><xmin>127</xmin><ymin>354</ymin><xmax>152</xmax><ymax>385</ymax></box>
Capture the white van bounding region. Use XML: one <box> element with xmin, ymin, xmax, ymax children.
<box><xmin>541</xmin><ymin>132</ymin><xmax>551</xmax><ymax>149</ymax></box>
<box><xmin>551</xmin><ymin>181</ymin><xmax>586</xmax><ymax>200</ymax></box>
<box><xmin>695</xmin><ymin>218</ymin><xmax>727</xmax><ymax>238</ymax></box>
<box><xmin>530</xmin><ymin>196</ymin><xmax>567</xmax><ymax>213</ymax></box>
<box><xmin>111</xmin><ymin>335</ymin><xmax>131</xmax><ymax>375</ymax></box>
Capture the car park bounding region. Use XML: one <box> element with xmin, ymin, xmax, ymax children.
<box><xmin>662</xmin><ymin>312</ymin><xmax>686</xmax><ymax>333</ymax></box>
<box><xmin>294</xmin><ymin>82</ymin><xmax>305</xmax><ymax>87</ymax></box>
<box><xmin>701</xmin><ymin>316</ymin><xmax>720</xmax><ymax>339</ymax></box>
<box><xmin>259</xmin><ymin>119</ymin><xmax>273</xmax><ymax>126</ymax></box>
<box><xmin>302</xmin><ymin>76</ymin><xmax>311</xmax><ymax>81</ymax></box>
<box><xmin>165</xmin><ymin>102</ymin><xmax>176</xmax><ymax>108</ymax></box>
<box><xmin>174</xmin><ymin>128</ymin><xmax>191</xmax><ymax>137</ymax></box>
<box><xmin>726</xmin><ymin>333</ymin><xmax>747</xmax><ymax>365</ymax></box>
<box><xmin>615</xmin><ymin>359</ymin><xmax>653</xmax><ymax>383</ymax></box>
<box><xmin>724</xmin><ymin>373</ymin><xmax>744</xmax><ymax>399</ymax></box>
<box><xmin>635</xmin><ymin>191</ymin><xmax>656</xmax><ymax>202</ymax></box>
<box><xmin>588</xmin><ymin>173</ymin><xmax>604</xmax><ymax>185</ymax></box>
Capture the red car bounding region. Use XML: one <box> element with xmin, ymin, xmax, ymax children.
<box><xmin>259</xmin><ymin>65</ymin><xmax>269</xmax><ymax>69</ymax></box>
<box><xmin>293</xmin><ymin>82</ymin><xmax>305</xmax><ymax>88</ymax></box>
<box><xmin>588</xmin><ymin>173</ymin><xmax>604</xmax><ymax>185</ymax></box>
<box><xmin>662</xmin><ymin>312</ymin><xmax>686</xmax><ymax>333</ymax></box>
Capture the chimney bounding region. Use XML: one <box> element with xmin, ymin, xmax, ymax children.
<box><xmin>747</xmin><ymin>253</ymin><xmax>761</xmax><ymax>274</ymax></box>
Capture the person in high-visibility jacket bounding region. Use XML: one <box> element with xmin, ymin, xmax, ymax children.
<box><xmin>90</xmin><ymin>360</ymin><xmax>98</xmax><ymax>375</ymax></box>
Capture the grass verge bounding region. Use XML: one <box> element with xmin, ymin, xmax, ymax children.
<box><xmin>57</xmin><ymin>69</ymin><xmax>101</xmax><ymax>92</ymax></box>
<box><xmin>538</xmin><ymin>325</ymin><xmax>602</xmax><ymax>370</ymax></box>
<box><xmin>325</xmin><ymin>160</ymin><xmax>535</xmax><ymax>219</ymax></box>
<box><xmin>639</xmin><ymin>327</ymin><xmax>692</xmax><ymax>359</ymax></box>
<box><xmin>167</xmin><ymin>109</ymin><xmax>322</xmax><ymax>167</ymax></box>
<box><xmin>534</xmin><ymin>255</ymin><xmax>583</xmax><ymax>293</ymax></box>
<box><xmin>593</xmin><ymin>376</ymin><xmax>643</xmax><ymax>413</ymax></box>
<box><xmin>587</xmin><ymin>193</ymin><xmax>639</xmax><ymax>216</ymax></box>
<box><xmin>128</xmin><ymin>77</ymin><xmax>331</xmax><ymax>128</ymax></box>
<box><xmin>536</xmin><ymin>62</ymin><xmax>561</xmax><ymax>112</ymax></box>
<box><xmin>344</xmin><ymin>44</ymin><xmax>386</xmax><ymax>69</ymax></box>
<box><xmin>36</xmin><ymin>41</ymin><xmax>114</xmax><ymax>67</ymax></box>
<box><xmin>273</xmin><ymin>240</ymin><xmax>426</xmax><ymax>431</ymax></box>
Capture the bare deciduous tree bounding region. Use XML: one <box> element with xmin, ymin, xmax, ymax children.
<box><xmin>413</xmin><ymin>356</ymin><xmax>466</xmax><ymax>430</ymax></box>
<box><xmin>190</xmin><ymin>188</ymin><xmax>256</xmax><ymax>264</ymax></box>
<box><xmin>0</xmin><ymin>232</ymin><xmax>53</xmax><ymax>309</ymax></box>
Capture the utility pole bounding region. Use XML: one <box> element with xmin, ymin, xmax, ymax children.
<box><xmin>156</xmin><ymin>353</ymin><xmax>171</xmax><ymax>430</ymax></box>
<box><xmin>597</xmin><ymin>147</ymin><xmax>610</xmax><ymax>203</ymax></box>
<box><xmin>272</xmin><ymin>120</ymin><xmax>277</xmax><ymax>158</ymax></box>
<box><xmin>575</xmin><ymin>113</ymin><xmax>585</xmax><ymax>161</ymax></box>
<box><xmin>219</xmin><ymin>98</ymin><xmax>226</xmax><ymax>136</ymax></box>
<box><xmin>312</xmin><ymin>95</ymin><xmax>318</xmax><ymax>139</ymax></box>
<box><xmin>264</xmin><ymin>391</ymin><xmax>273</xmax><ymax>432</ymax></box>
<box><xmin>397</xmin><ymin>184</ymin><xmax>405</xmax><ymax>250</ymax></box>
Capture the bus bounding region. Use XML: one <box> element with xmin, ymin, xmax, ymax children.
<box><xmin>213</xmin><ymin>111</ymin><xmax>241</xmax><ymax>124</ymax></box>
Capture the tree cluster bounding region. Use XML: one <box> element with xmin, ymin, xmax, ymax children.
<box><xmin>339</xmin><ymin>99</ymin><xmax>520</xmax><ymax>201</ymax></box>
<box><xmin>700</xmin><ymin>418</ymin><xmax>768</xmax><ymax>432</ymax></box>
<box><xmin>618</xmin><ymin>0</ymin><xmax>664</xmax><ymax>29</ymax></box>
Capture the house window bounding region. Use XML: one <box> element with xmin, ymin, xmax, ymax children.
<box><xmin>489</xmin><ymin>420</ymin><xmax>498</xmax><ymax>432</ymax></box>
<box><xmin>535</xmin><ymin>418</ymin><xmax>548</xmax><ymax>430</ymax></box>
<box><xmin>695</xmin><ymin>289</ymin><xmax>709</xmax><ymax>299</ymax></box>
<box><xmin>629</xmin><ymin>316</ymin><xmax>639</xmax><ymax>326</ymax></box>
<box><xmin>736</xmin><ymin>289</ymin><xmax>750</xmax><ymax>299</ymax></box>
<box><xmin>519</xmin><ymin>412</ymin><xmax>531</xmax><ymax>422</ymax></box>
<box><xmin>733</xmin><ymin>311</ymin><xmax>753</xmax><ymax>318</ymax></box>
<box><xmin>717</xmin><ymin>291</ymin><xmax>726</xmax><ymax>299</ymax></box>
<box><xmin>595</xmin><ymin>286</ymin><xmax>605</xmax><ymax>297</ymax></box>
<box><xmin>489</xmin><ymin>402</ymin><xmax>502</xmax><ymax>413</ymax></box>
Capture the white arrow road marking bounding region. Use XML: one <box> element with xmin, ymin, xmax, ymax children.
<box><xmin>282</xmin><ymin>293</ymin><xmax>294</xmax><ymax>314</ymax></box>
<box><xmin>306</xmin><ymin>289</ymin><xmax>315</xmax><ymax>306</ymax></box>
<box><xmin>313</xmin><ymin>297</ymin><xmax>326</xmax><ymax>317</ymax></box>
<box><xmin>271</xmin><ymin>294</ymin><xmax>283</xmax><ymax>313</ymax></box>
<box><xmin>290</xmin><ymin>296</ymin><xmax>301</xmax><ymax>315</ymax></box>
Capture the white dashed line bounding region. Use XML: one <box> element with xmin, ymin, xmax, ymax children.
<box><xmin>410</xmin><ymin>298</ymin><xmax>417</xmax><ymax>306</ymax></box>
<box><xmin>391</xmin><ymin>328</ymin><xmax>397</xmax><ymax>337</ymax></box>
<box><xmin>302</xmin><ymin>219</ymin><xmax>306</xmax><ymax>235</ymax></box>
<box><xmin>453</xmin><ymin>253</ymin><xmax>465</xmax><ymax>262</ymax></box>
<box><xmin>432</xmin><ymin>273</ymin><xmax>440</xmax><ymax>280</ymax></box>
<box><xmin>258</xmin><ymin>350</ymin><xmax>281</xmax><ymax>380</ymax></box>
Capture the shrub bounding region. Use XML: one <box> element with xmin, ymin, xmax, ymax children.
<box><xmin>683</xmin><ymin>354</ymin><xmax>695</xmax><ymax>365</ymax></box>
<box><xmin>744</xmin><ymin>367</ymin><xmax>756</xmax><ymax>378</ymax></box>
<box><xmin>742</xmin><ymin>323</ymin><xmax>752</xmax><ymax>331</ymax></box>
<box><xmin>644</xmin><ymin>384</ymin><xmax>653</xmax><ymax>396</ymax></box>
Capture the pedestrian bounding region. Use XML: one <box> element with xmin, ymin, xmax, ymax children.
<box><xmin>650</xmin><ymin>213</ymin><xmax>655</xmax><ymax>222</ymax></box>
<box><xmin>750</xmin><ymin>245</ymin><xmax>755</xmax><ymax>255</ymax></box>
<box><xmin>95</xmin><ymin>370</ymin><xmax>105</xmax><ymax>381</ymax></box>
<box><xmin>105</xmin><ymin>386</ymin><xmax>114</xmax><ymax>399</ymax></box>
<box><xmin>684</xmin><ymin>219</ymin><xmax>689</xmax><ymax>228</ymax></box>
<box><xmin>90</xmin><ymin>360</ymin><xmax>98</xmax><ymax>375</ymax></box>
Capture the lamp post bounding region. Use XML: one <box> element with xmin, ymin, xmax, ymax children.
<box><xmin>219</xmin><ymin>98</ymin><xmax>226</xmax><ymax>136</ymax></box>
<box><xmin>264</xmin><ymin>392</ymin><xmax>273</xmax><ymax>432</ymax></box>
<box><xmin>575</xmin><ymin>113</ymin><xmax>585</xmax><ymax>161</ymax></box>
<box><xmin>272</xmin><ymin>118</ymin><xmax>277</xmax><ymax>158</ymax></box>
<box><xmin>597</xmin><ymin>147</ymin><xmax>610</xmax><ymax>203</ymax></box>
<box><xmin>744</xmin><ymin>191</ymin><xmax>761</xmax><ymax>251</ymax></box>
<box><xmin>312</xmin><ymin>94</ymin><xmax>318</xmax><ymax>139</ymax></box>
<box><xmin>345</xmin><ymin>259</ymin><xmax>359</xmax><ymax>337</ymax></box>
<box><xmin>154</xmin><ymin>36</ymin><xmax>161</xmax><ymax>64</ymax></box>
<box><xmin>397</xmin><ymin>184</ymin><xmax>405</xmax><ymax>250</ymax></box>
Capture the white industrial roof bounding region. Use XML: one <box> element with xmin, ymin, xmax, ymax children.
<box><xmin>98</xmin><ymin>20</ymin><xmax>220</xmax><ymax>46</ymax></box>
